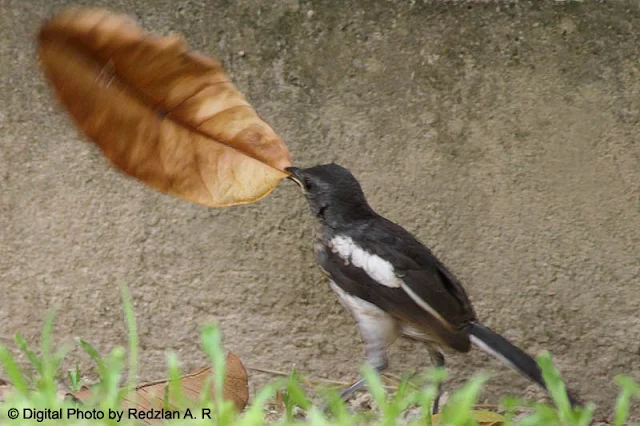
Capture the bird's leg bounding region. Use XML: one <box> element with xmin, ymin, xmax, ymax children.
<box><xmin>333</xmin><ymin>334</ymin><xmax>390</xmax><ymax>405</ymax></box>
<box><xmin>321</xmin><ymin>356</ymin><xmax>387</xmax><ymax>413</ymax></box>
<box><xmin>338</xmin><ymin>377</ymin><xmax>367</xmax><ymax>400</ymax></box>
<box><xmin>325</xmin><ymin>284</ymin><xmax>398</xmax><ymax>410</ymax></box>
<box><xmin>338</xmin><ymin>359</ymin><xmax>388</xmax><ymax>401</ymax></box>
<box><xmin>427</xmin><ymin>347</ymin><xmax>446</xmax><ymax>414</ymax></box>
<box><xmin>338</xmin><ymin>306</ymin><xmax>396</xmax><ymax>400</ymax></box>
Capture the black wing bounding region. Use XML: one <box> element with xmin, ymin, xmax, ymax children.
<box><xmin>317</xmin><ymin>217</ymin><xmax>476</xmax><ymax>352</ymax></box>
<box><xmin>360</xmin><ymin>216</ymin><xmax>477</xmax><ymax>328</ymax></box>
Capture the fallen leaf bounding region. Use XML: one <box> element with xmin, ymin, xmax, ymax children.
<box><xmin>0</xmin><ymin>378</ymin><xmax>12</xmax><ymax>402</ymax></box>
<box><xmin>69</xmin><ymin>353</ymin><xmax>248</xmax><ymax>424</ymax></box>
<box><xmin>38</xmin><ymin>7</ymin><xmax>291</xmax><ymax>207</ymax></box>
<box><xmin>432</xmin><ymin>409</ymin><xmax>506</xmax><ymax>425</ymax></box>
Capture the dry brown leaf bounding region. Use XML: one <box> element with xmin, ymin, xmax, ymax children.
<box><xmin>38</xmin><ymin>7</ymin><xmax>291</xmax><ymax>207</ymax></box>
<box><xmin>69</xmin><ymin>353</ymin><xmax>248</xmax><ymax>424</ymax></box>
<box><xmin>0</xmin><ymin>378</ymin><xmax>12</xmax><ymax>402</ymax></box>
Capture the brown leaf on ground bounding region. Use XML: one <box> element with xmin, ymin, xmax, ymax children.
<box><xmin>0</xmin><ymin>378</ymin><xmax>12</xmax><ymax>402</ymax></box>
<box><xmin>69</xmin><ymin>353</ymin><xmax>248</xmax><ymax>424</ymax></box>
<box><xmin>38</xmin><ymin>7</ymin><xmax>291</xmax><ymax>207</ymax></box>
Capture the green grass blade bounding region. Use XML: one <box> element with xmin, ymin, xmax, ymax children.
<box><xmin>101</xmin><ymin>346</ymin><xmax>126</xmax><ymax>407</ymax></box>
<box><xmin>574</xmin><ymin>402</ymin><xmax>596</xmax><ymax>426</ymax></box>
<box><xmin>201</xmin><ymin>324</ymin><xmax>225</xmax><ymax>403</ymax></box>
<box><xmin>284</xmin><ymin>367</ymin><xmax>311</xmax><ymax>422</ymax></box>
<box><xmin>516</xmin><ymin>403</ymin><xmax>560</xmax><ymax>426</ymax></box>
<box><xmin>38</xmin><ymin>310</ymin><xmax>58</xmax><ymax>402</ymax></box>
<box><xmin>14</xmin><ymin>334</ymin><xmax>41</xmax><ymax>376</ymax></box>
<box><xmin>120</xmin><ymin>285</ymin><xmax>138</xmax><ymax>392</ymax></box>
<box><xmin>382</xmin><ymin>373</ymin><xmax>415</xmax><ymax>425</ymax></box>
<box><xmin>500</xmin><ymin>396</ymin><xmax>526</xmax><ymax>425</ymax></box>
<box><xmin>235</xmin><ymin>381</ymin><xmax>283</xmax><ymax>426</ymax></box>
<box><xmin>415</xmin><ymin>386</ymin><xmax>438</xmax><ymax>426</ymax></box>
<box><xmin>200</xmin><ymin>323</ymin><xmax>237</xmax><ymax>424</ymax></box>
<box><xmin>613</xmin><ymin>375</ymin><xmax>640</xmax><ymax>426</ymax></box>
<box><xmin>165</xmin><ymin>351</ymin><xmax>191</xmax><ymax>411</ymax></box>
<box><xmin>537</xmin><ymin>351</ymin><xmax>575</xmax><ymax>424</ymax></box>
<box><xmin>321</xmin><ymin>387</ymin><xmax>351</xmax><ymax>423</ymax></box>
<box><xmin>306</xmin><ymin>406</ymin><xmax>331</xmax><ymax>426</ymax></box>
<box><xmin>77</xmin><ymin>338</ymin><xmax>106</xmax><ymax>376</ymax></box>
<box><xmin>361</xmin><ymin>365</ymin><xmax>387</xmax><ymax>413</ymax></box>
<box><xmin>438</xmin><ymin>373</ymin><xmax>488</xmax><ymax>426</ymax></box>
<box><xmin>0</xmin><ymin>344</ymin><xmax>29</xmax><ymax>395</ymax></box>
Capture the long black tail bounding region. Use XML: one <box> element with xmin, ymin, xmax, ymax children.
<box><xmin>469</xmin><ymin>322</ymin><xmax>581</xmax><ymax>407</ymax></box>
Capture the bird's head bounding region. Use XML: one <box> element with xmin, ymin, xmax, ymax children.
<box><xmin>286</xmin><ymin>163</ymin><xmax>374</xmax><ymax>227</ymax></box>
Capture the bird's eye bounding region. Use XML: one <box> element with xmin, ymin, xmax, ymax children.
<box><xmin>304</xmin><ymin>180</ymin><xmax>314</xmax><ymax>191</ymax></box>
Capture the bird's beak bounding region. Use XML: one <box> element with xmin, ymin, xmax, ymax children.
<box><xmin>285</xmin><ymin>167</ymin><xmax>305</xmax><ymax>191</ymax></box>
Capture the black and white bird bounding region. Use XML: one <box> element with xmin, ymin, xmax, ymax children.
<box><xmin>286</xmin><ymin>163</ymin><xmax>580</xmax><ymax>413</ymax></box>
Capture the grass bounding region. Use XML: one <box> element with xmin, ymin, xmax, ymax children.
<box><xmin>0</xmin><ymin>287</ymin><xmax>638</xmax><ymax>425</ymax></box>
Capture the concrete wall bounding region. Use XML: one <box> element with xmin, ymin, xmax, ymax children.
<box><xmin>1</xmin><ymin>0</ymin><xmax>639</xmax><ymax>418</ymax></box>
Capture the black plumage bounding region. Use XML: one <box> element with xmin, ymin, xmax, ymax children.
<box><xmin>286</xmin><ymin>163</ymin><xmax>580</xmax><ymax>412</ymax></box>
<box><xmin>317</xmin><ymin>218</ymin><xmax>474</xmax><ymax>352</ymax></box>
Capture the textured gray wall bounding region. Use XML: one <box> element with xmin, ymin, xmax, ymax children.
<box><xmin>1</xmin><ymin>0</ymin><xmax>639</xmax><ymax>418</ymax></box>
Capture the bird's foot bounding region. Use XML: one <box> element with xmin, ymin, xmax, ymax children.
<box><xmin>320</xmin><ymin>377</ymin><xmax>367</xmax><ymax>414</ymax></box>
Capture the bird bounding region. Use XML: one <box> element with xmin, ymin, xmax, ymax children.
<box><xmin>285</xmin><ymin>163</ymin><xmax>580</xmax><ymax>413</ymax></box>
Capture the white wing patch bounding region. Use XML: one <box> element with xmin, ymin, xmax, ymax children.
<box><xmin>329</xmin><ymin>234</ymin><xmax>451</xmax><ymax>329</ymax></box>
<box><xmin>330</xmin><ymin>235</ymin><xmax>402</xmax><ymax>288</ymax></box>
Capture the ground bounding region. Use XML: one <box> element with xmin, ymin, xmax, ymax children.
<box><xmin>1</xmin><ymin>0</ymin><xmax>639</xmax><ymax>421</ymax></box>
